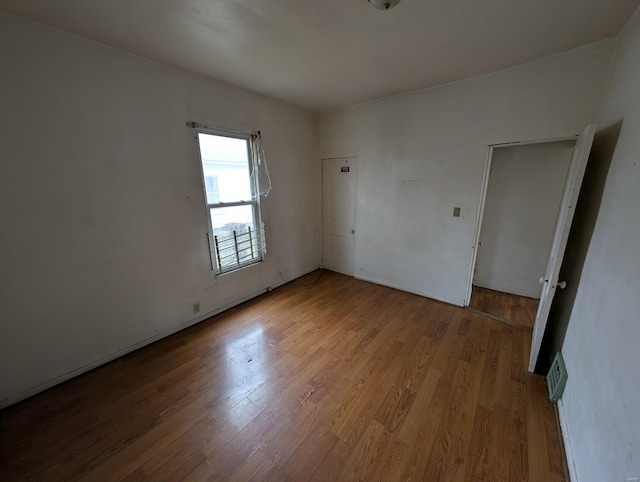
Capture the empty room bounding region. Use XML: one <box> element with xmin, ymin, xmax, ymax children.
<box><xmin>1</xmin><ymin>1</ymin><xmax>639</xmax><ymax>481</ymax></box>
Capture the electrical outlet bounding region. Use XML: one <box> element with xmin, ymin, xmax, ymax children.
<box><xmin>192</xmin><ymin>302</ymin><xmax>200</xmax><ymax>314</ymax></box>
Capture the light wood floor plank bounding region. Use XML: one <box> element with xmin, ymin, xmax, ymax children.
<box><xmin>0</xmin><ymin>270</ymin><xmax>566</xmax><ymax>481</ymax></box>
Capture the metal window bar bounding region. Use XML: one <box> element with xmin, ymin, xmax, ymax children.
<box><xmin>216</xmin><ymin>239</ymin><xmax>261</xmax><ymax>258</ymax></box>
<box><xmin>212</xmin><ymin>223</ymin><xmax>266</xmax><ymax>274</ymax></box>
<box><xmin>248</xmin><ymin>227</ymin><xmax>254</xmax><ymax>259</ymax></box>
<box><xmin>233</xmin><ymin>231</ymin><xmax>240</xmax><ymax>266</ymax></box>
<box><xmin>213</xmin><ymin>235</ymin><xmax>222</xmax><ymax>270</ymax></box>
<box><xmin>215</xmin><ymin>232</ymin><xmax>255</xmax><ymax>246</ymax></box>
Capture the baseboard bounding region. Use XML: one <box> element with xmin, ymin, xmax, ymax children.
<box><xmin>557</xmin><ymin>399</ymin><xmax>577</xmax><ymax>481</ymax></box>
<box><xmin>353</xmin><ymin>273</ymin><xmax>465</xmax><ymax>307</ymax></box>
<box><xmin>0</xmin><ymin>269</ymin><xmax>323</xmax><ymax>409</ymax></box>
<box><xmin>472</xmin><ymin>281</ymin><xmax>541</xmax><ymax>299</ymax></box>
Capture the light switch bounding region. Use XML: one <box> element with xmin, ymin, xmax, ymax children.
<box><xmin>453</xmin><ymin>207</ymin><xmax>461</xmax><ymax>217</ymax></box>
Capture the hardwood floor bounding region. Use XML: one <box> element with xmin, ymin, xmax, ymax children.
<box><xmin>468</xmin><ymin>286</ymin><xmax>539</xmax><ymax>331</ymax></box>
<box><xmin>0</xmin><ymin>271</ymin><xmax>565</xmax><ymax>481</ymax></box>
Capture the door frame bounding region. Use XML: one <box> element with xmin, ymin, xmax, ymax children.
<box><xmin>321</xmin><ymin>156</ymin><xmax>358</xmax><ymax>275</ymax></box>
<box><xmin>465</xmin><ymin>134</ymin><xmax>579</xmax><ymax>307</ymax></box>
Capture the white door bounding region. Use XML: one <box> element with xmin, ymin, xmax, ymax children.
<box><xmin>322</xmin><ymin>157</ymin><xmax>357</xmax><ymax>276</ymax></box>
<box><xmin>528</xmin><ymin>124</ymin><xmax>596</xmax><ymax>371</ymax></box>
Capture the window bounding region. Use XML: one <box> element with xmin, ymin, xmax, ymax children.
<box><xmin>195</xmin><ymin>130</ymin><xmax>265</xmax><ymax>274</ymax></box>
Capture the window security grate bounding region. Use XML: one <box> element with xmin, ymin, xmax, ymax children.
<box><xmin>213</xmin><ymin>223</ymin><xmax>266</xmax><ymax>274</ymax></box>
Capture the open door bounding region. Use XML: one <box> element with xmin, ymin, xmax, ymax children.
<box><xmin>528</xmin><ymin>124</ymin><xmax>596</xmax><ymax>371</ymax></box>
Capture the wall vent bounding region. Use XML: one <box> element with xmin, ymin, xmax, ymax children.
<box><xmin>547</xmin><ymin>351</ymin><xmax>568</xmax><ymax>403</ymax></box>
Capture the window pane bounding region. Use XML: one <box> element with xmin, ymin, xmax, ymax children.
<box><xmin>204</xmin><ymin>176</ymin><xmax>220</xmax><ymax>204</ymax></box>
<box><xmin>210</xmin><ymin>205</ymin><xmax>259</xmax><ymax>270</ymax></box>
<box><xmin>198</xmin><ymin>133</ymin><xmax>252</xmax><ymax>203</ymax></box>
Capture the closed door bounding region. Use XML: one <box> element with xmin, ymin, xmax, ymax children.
<box><xmin>322</xmin><ymin>157</ymin><xmax>356</xmax><ymax>276</ymax></box>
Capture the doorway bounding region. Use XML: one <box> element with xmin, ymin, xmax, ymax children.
<box><xmin>469</xmin><ymin>140</ymin><xmax>576</xmax><ymax>329</ymax></box>
<box><xmin>468</xmin><ymin>124</ymin><xmax>595</xmax><ymax>371</ymax></box>
<box><xmin>468</xmin><ymin>286</ymin><xmax>540</xmax><ymax>330</ymax></box>
<box><xmin>322</xmin><ymin>157</ymin><xmax>357</xmax><ymax>276</ymax></box>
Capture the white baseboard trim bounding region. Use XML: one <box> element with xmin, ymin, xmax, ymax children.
<box><xmin>353</xmin><ymin>274</ymin><xmax>465</xmax><ymax>307</ymax></box>
<box><xmin>0</xmin><ymin>269</ymin><xmax>325</xmax><ymax>409</ymax></box>
<box><xmin>472</xmin><ymin>280</ymin><xmax>541</xmax><ymax>299</ymax></box>
<box><xmin>557</xmin><ymin>399</ymin><xmax>577</xmax><ymax>481</ymax></box>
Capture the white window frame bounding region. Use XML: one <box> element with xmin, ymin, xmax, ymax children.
<box><xmin>194</xmin><ymin>127</ymin><xmax>264</xmax><ymax>275</ymax></box>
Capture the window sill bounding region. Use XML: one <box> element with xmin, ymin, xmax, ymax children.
<box><xmin>214</xmin><ymin>259</ymin><xmax>264</xmax><ymax>278</ymax></box>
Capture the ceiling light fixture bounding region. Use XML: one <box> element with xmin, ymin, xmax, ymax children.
<box><xmin>368</xmin><ymin>0</ymin><xmax>402</xmax><ymax>10</ymax></box>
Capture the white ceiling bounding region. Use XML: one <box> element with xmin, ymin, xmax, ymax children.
<box><xmin>1</xmin><ymin>0</ymin><xmax>638</xmax><ymax>112</ymax></box>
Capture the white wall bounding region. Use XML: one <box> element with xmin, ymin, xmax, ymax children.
<box><xmin>0</xmin><ymin>13</ymin><xmax>320</xmax><ymax>407</ymax></box>
<box><xmin>559</xmin><ymin>6</ymin><xmax>640</xmax><ymax>481</ymax></box>
<box><xmin>318</xmin><ymin>40</ymin><xmax>614</xmax><ymax>306</ymax></box>
<box><xmin>474</xmin><ymin>141</ymin><xmax>574</xmax><ymax>298</ymax></box>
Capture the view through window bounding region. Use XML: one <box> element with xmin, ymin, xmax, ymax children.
<box><xmin>196</xmin><ymin>131</ymin><xmax>263</xmax><ymax>273</ymax></box>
